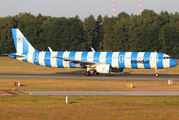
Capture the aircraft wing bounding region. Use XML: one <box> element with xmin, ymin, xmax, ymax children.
<box><xmin>48</xmin><ymin>47</ymin><xmax>97</xmax><ymax>66</ymax></box>
<box><xmin>55</xmin><ymin>56</ymin><xmax>97</xmax><ymax>65</ymax></box>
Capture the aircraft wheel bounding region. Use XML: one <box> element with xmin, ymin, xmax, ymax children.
<box><xmin>93</xmin><ymin>71</ymin><xmax>99</xmax><ymax>76</ymax></box>
<box><xmin>156</xmin><ymin>73</ymin><xmax>159</xmax><ymax>77</ymax></box>
<box><xmin>85</xmin><ymin>71</ymin><xmax>90</xmax><ymax>76</ymax></box>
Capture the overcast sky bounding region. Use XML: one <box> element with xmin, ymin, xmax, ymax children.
<box><xmin>1</xmin><ymin>0</ymin><xmax>179</xmax><ymax>20</ymax></box>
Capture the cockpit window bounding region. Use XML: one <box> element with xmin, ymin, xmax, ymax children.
<box><xmin>163</xmin><ymin>57</ymin><xmax>171</xmax><ymax>59</ymax></box>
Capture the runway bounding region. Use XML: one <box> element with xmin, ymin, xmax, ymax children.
<box><xmin>22</xmin><ymin>91</ymin><xmax>179</xmax><ymax>96</ymax></box>
<box><xmin>0</xmin><ymin>73</ymin><xmax>178</xmax><ymax>81</ymax></box>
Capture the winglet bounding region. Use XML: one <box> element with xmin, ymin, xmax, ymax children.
<box><xmin>48</xmin><ymin>47</ymin><xmax>56</xmax><ymax>57</ymax></box>
<box><xmin>91</xmin><ymin>47</ymin><xmax>95</xmax><ymax>52</ymax></box>
<box><xmin>48</xmin><ymin>47</ymin><xmax>53</xmax><ymax>53</ymax></box>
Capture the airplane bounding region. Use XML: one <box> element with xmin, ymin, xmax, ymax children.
<box><xmin>9</xmin><ymin>28</ymin><xmax>177</xmax><ymax>76</ymax></box>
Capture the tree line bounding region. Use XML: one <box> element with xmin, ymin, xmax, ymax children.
<box><xmin>0</xmin><ymin>9</ymin><xmax>179</xmax><ymax>58</ymax></box>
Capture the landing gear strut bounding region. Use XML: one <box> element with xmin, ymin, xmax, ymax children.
<box><xmin>155</xmin><ymin>68</ymin><xmax>159</xmax><ymax>77</ymax></box>
<box><xmin>85</xmin><ymin>71</ymin><xmax>90</xmax><ymax>76</ymax></box>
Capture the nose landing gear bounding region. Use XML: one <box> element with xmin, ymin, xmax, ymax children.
<box><xmin>155</xmin><ymin>68</ymin><xmax>159</xmax><ymax>77</ymax></box>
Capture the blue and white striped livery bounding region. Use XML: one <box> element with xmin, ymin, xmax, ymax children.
<box><xmin>9</xmin><ymin>28</ymin><xmax>177</xmax><ymax>76</ymax></box>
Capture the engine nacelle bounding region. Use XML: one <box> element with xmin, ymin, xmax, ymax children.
<box><xmin>96</xmin><ymin>64</ymin><xmax>111</xmax><ymax>73</ymax></box>
<box><xmin>111</xmin><ymin>68</ymin><xmax>123</xmax><ymax>72</ymax></box>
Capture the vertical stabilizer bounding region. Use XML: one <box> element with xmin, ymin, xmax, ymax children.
<box><xmin>11</xmin><ymin>28</ymin><xmax>35</xmax><ymax>53</ymax></box>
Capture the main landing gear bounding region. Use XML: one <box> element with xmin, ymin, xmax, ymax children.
<box><xmin>93</xmin><ymin>71</ymin><xmax>99</xmax><ymax>76</ymax></box>
<box><xmin>84</xmin><ymin>71</ymin><xmax>99</xmax><ymax>76</ymax></box>
<box><xmin>155</xmin><ymin>68</ymin><xmax>159</xmax><ymax>77</ymax></box>
<box><xmin>84</xmin><ymin>71</ymin><xmax>90</xmax><ymax>76</ymax></box>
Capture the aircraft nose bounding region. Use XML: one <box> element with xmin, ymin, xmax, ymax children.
<box><xmin>170</xmin><ymin>59</ymin><xmax>177</xmax><ymax>67</ymax></box>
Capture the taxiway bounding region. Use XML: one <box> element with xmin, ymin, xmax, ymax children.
<box><xmin>22</xmin><ymin>91</ymin><xmax>179</xmax><ymax>96</ymax></box>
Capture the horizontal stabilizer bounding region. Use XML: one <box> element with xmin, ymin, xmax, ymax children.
<box><xmin>9</xmin><ymin>54</ymin><xmax>26</xmax><ymax>58</ymax></box>
<box><xmin>4</xmin><ymin>53</ymin><xmax>26</xmax><ymax>58</ymax></box>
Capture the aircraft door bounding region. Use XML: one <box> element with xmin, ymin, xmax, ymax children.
<box><xmin>119</xmin><ymin>55</ymin><xmax>123</xmax><ymax>62</ymax></box>
<box><xmin>153</xmin><ymin>54</ymin><xmax>158</xmax><ymax>63</ymax></box>
<box><xmin>118</xmin><ymin>53</ymin><xmax>125</xmax><ymax>68</ymax></box>
<box><xmin>33</xmin><ymin>53</ymin><xmax>39</xmax><ymax>63</ymax></box>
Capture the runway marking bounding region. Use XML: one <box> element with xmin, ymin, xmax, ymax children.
<box><xmin>9</xmin><ymin>91</ymin><xmax>27</xmax><ymax>95</ymax></box>
<box><xmin>0</xmin><ymin>91</ymin><xmax>14</xmax><ymax>95</ymax></box>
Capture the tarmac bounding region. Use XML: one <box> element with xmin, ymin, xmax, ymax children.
<box><xmin>0</xmin><ymin>73</ymin><xmax>178</xmax><ymax>81</ymax></box>
<box><xmin>1</xmin><ymin>73</ymin><xmax>179</xmax><ymax>96</ymax></box>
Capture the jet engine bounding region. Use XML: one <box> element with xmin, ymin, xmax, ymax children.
<box><xmin>96</xmin><ymin>64</ymin><xmax>111</xmax><ymax>73</ymax></box>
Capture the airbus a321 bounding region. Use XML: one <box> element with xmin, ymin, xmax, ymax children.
<box><xmin>9</xmin><ymin>28</ymin><xmax>177</xmax><ymax>76</ymax></box>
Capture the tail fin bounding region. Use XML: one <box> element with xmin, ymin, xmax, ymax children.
<box><xmin>11</xmin><ymin>28</ymin><xmax>35</xmax><ymax>53</ymax></box>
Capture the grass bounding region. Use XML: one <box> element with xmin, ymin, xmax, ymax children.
<box><xmin>0</xmin><ymin>57</ymin><xmax>179</xmax><ymax>120</ymax></box>
<box><xmin>0</xmin><ymin>79</ymin><xmax>179</xmax><ymax>91</ymax></box>
<box><xmin>0</xmin><ymin>57</ymin><xmax>178</xmax><ymax>75</ymax></box>
<box><xmin>0</xmin><ymin>95</ymin><xmax>179</xmax><ymax>120</ymax></box>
